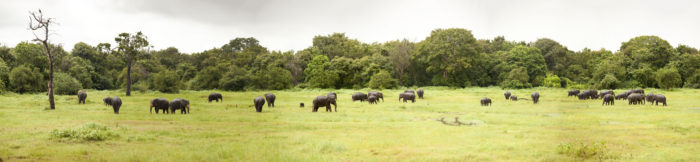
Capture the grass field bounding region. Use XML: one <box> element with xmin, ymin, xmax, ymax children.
<box><xmin>0</xmin><ymin>87</ymin><xmax>699</xmax><ymax>161</ymax></box>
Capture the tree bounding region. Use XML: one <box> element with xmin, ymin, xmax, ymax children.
<box><xmin>415</xmin><ymin>28</ymin><xmax>481</xmax><ymax>87</ymax></box>
<box><xmin>655</xmin><ymin>67</ymin><xmax>682</xmax><ymax>89</ymax></box>
<box><xmin>387</xmin><ymin>39</ymin><xmax>413</xmax><ymax>86</ymax></box>
<box><xmin>114</xmin><ymin>31</ymin><xmax>149</xmax><ymax>96</ymax></box>
<box><xmin>620</xmin><ymin>36</ymin><xmax>675</xmax><ymax>70</ymax></box>
<box><xmin>598</xmin><ymin>74</ymin><xmax>620</xmax><ymax>89</ymax></box>
<box><xmin>29</xmin><ymin>9</ymin><xmax>58</xmax><ymax>109</ymax></box>
<box><xmin>151</xmin><ymin>70</ymin><xmax>180</xmax><ymax>93</ymax></box>
<box><xmin>543</xmin><ymin>73</ymin><xmax>561</xmax><ymax>88</ymax></box>
<box><xmin>533</xmin><ymin>38</ymin><xmax>569</xmax><ymax>76</ymax></box>
<box><xmin>368</xmin><ymin>70</ymin><xmax>397</xmax><ymax>89</ymax></box>
<box><xmin>304</xmin><ymin>55</ymin><xmax>338</xmax><ymax>88</ymax></box>
<box><xmin>501</xmin><ymin>67</ymin><xmax>531</xmax><ymax>89</ymax></box>
<box><xmin>503</xmin><ymin>46</ymin><xmax>547</xmax><ymax>86</ymax></box>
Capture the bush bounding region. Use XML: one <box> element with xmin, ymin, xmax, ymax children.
<box><xmin>684</xmin><ymin>70</ymin><xmax>700</xmax><ymax>88</ymax></box>
<box><xmin>9</xmin><ymin>65</ymin><xmax>43</xmax><ymax>93</ymax></box>
<box><xmin>557</xmin><ymin>141</ymin><xmax>607</xmax><ymax>159</ymax></box>
<box><xmin>368</xmin><ymin>70</ymin><xmax>397</xmax><ymax>89</ymax></box>
<box><xmin>151</xmin><ymin>70</ymin><xmax>180</xmax><ymax>93</ymax></box>
<box><xmin>598</xmin><ymin>74</ymin><xmax>620</xmax><ymax>89</ymax></box>
<box><xmin>543</xmin><ymin>73</ymin><xmax>561</xmax><ymax>88</ymax></box>
<box><xmin>54</xmin><ymin>72</ymin><xmax>83</xmax><ymax>95</ymax></box>
<box><xmin>655</xmin><ymin>67</ymin><xmax>682</xmax><ymax>89</ymax></box>
<box><xmin>132</xmin><ymin>81</ymin><xmax>149</xmax><ymax>93</ymax></box>
<box><xmin>501</xmin><ymin>67</ymin><xmax>531</xmax><ymax>89</ymax></box>
<box><xmin>50</xmin><ymin>123</ymin><xmax>118</xmax><ymax>141</ymax></box>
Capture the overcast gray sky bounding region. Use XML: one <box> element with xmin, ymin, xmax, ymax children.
<box><xmin>1</xmin><ymin>0</ymin><xmax>698</xmax><ymax>53</ymax></box>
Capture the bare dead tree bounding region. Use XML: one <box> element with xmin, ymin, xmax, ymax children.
<box><xmin>28</xmin><ymin>9</ymin><xmax>57</xmax><ymax>109</ymax></box>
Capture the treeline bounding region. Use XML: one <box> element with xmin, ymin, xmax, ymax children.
<box><xmin>0</xmin><ymin>28</ymin><xmax>698</xmax><ymax>94</ymax></box>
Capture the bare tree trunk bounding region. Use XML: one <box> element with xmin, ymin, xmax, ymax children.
<box><xmin>126</xmin><ymin>60</ymin><xmax>132</xmax><ymax>96</ymax></box>
<box><xmin>48</xmin><ymin>55</ymin><xmax>55</xmax><ymax>109</ymax></box>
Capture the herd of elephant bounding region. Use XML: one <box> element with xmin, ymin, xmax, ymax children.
<box><xmin>254</xmin><ymin>89</ymin><xmax>426</xmax><ymax>113</ymax></box>
<box><xmin>568</xmin><ymin>89</ymin><xmax>667</xmax><ymax>106</ymax></box>
<box><xmin>74</xmin><ymin>91</ymin><xmax>220</xmax><ymax>114</ymax></box>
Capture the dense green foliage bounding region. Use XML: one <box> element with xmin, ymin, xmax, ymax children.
<box><xmin>53</xmin><ymin>72</ymin><xmax>82</xmax><ymax>95</ymax></box>
<box><xmin>0</xmin><ymin>29</ymin><xmax>698</xmax><ymax>93</ymax></box>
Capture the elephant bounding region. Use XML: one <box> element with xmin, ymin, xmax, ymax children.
<box><xmin>602</xmin><ymin>94</ymin><xmax>614</xmax><ymax>106</ymax></box>
<box><xmin>504</xmin><ymin>91</ymin><xmax>511</xmax><ymax>100</ymax></box>
<box><xmin>103</xmin><ymin>97</ymin><xmax>113</xmax><ymax>106</ymax></box>
<box><xmin>253</xmin><ymin>96</ymin><xmax>265</xmax><ymax>112</ymax></box>
<box><xmin>77</xmin><ymin>91</ymin><xmax>87</xmax><ymax>104</ymax></box>
<box><xmin>627</xmin><ymin>93</ymin><xmax>645</xmax><ymax>105</ymax></box>
<box><xmin>368</xmin><ymin>95</ymin><xmax>378</xmax><ymax>104</ymax></box>
<box><xmin>313</xmin><ymin>95</ymin><xmax>336</xmax><ymax>112</ymax></box>
<box><xmin>531</xmin><ymin>92</ymin><xmax>540</xmax><ymax>104</ymax></box>
<box><xmin>646</xmin><ymin>93</ymin><xmax>655</xmax><ymax>103</ymax></box>
<box><xmin>208</xmin><ymin>93</ymin><xmax>223</xmax><ymax>102</ymax></box>
<box><xmin>327</xmin><ymin>92</ymin><xmax>338</xmax><ymax>108</ymax></box>
<box><xmin>510</xmin><ymin>95</ymin><xmax>518</xmax><ymax>101</ymax></box>
<box><xmin>170</xmin><ymin>98</ymin><xmax>190</xmax><ymax>114</ymax></box>
<box><xmin>352</xmin><ymin>92</ymin><xmax>368</xmax><ymax>102</ymax></box>
<box><xmin>300</xmin><ymin>102</ymin><xmax>304</xmax><ymax>108</ymax></box>
<box><xmin>653</xmin><ymin>94</ymin><xmax>667</xmax><ymax>106</ymax></box>
<box><xmin>368</xmin><ymin>91</ymin><xmax>384</xmax><ymax>102</ymax></box>
<box><xmin>599</xmin><ymin>90</ymin><xmax>615</xmax><ymax>99</ymax></box>
<box><xmin>480</xmin><ymin>98</ymin><xmax>492</xmax><ymax>106</ymax></box>
<box><xmin>150</xmin><ymin>98</ymin><xmax>169</xmax><ymax>114</ymax></box>
<box><xmin>615</xmin><ymin>93</ymin><xmax>628</xmax><ymax>100</ymax></box>
<box><xmin>399</xmin><ymin>93</ymin><xmax>416</xmax><ymax>103</ymax></box>
<box><xmin>568</xmin><ymin>90</ymin><xmax>580</xmax><ymax>97</ymax></box>
<box><xmin>417</xmin><ymin>89</ymin><xmax>424</xmax><ymax>99</ymax></box>
<box><xmin>404</xmin><ymin>90</ymin><xmax>415</xmax><ymax>94</ymax></box>
<box><xmin>111</xmin><ymin>96</ymin><xmax>122</xmax><ymax>114</ymax></box>
<box><xmin>577</xmin><ymin>90</ymin><xmax>598</xmax><ymax>100</ymax></box>
<box><xmin>265</xmin><ymin>93</ymin><xmax>276</xmax><ymax>107</ymax></box>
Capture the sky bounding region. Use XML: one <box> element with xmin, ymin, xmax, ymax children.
<box><xmin>1</xmin><ymin>0</ymin><xmax>699</xmax><ymax>53</ymax></box>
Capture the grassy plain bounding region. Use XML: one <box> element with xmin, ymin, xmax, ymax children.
<box><xmin>0</xmin><ymin>87</ymin><xmax>699</xmax><ymax>161</ymax></box>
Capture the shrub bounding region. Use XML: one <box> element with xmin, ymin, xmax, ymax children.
<box><xmin>684</xmin><ymin>70</ymin><xmax>700</xmax><ymax>88</ymax></box>
<box><xmin>368</xmin><ymin>70</ymin><xmax>397</xmax><ymax>89</ymax></box>
<box><xmin>151</xmin><ymin>70</ymin><xmax>180</xmax><ymax>93</ymax></box>
<box><xmin>543</xmin><ymin>73</ymin><xmax>561</xmax><ymax>88</ymax></box>
<box><xmin>655</xmin><ymin>67</ymin><xmax>682</xmax><ymax>89</ymax></box>
<box><xmin>132</xmin><ymin>81</ymin><xmax>149</xmax><ymax>93</ymax></box>
<box><xmin>49</xmin><ymin>123</ymin><xmax>118</xmax><ymax>141</ymax></box>
<box><xmin>54</xmin><ymin>72</ymin><xmax>83</xmax><ymax>95</ymax></box>
<box><xmin>9</xmin><ymin>65</ymin><xmax>43</xmax><ymax>93</ymax></box>
<box><xmin>557</xmin><ymin>141</ymin><xmax>607</xmax><ymax>159</ymax></box>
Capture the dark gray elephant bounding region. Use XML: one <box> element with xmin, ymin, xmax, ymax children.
<box><xmin>352</xmin><ymin>92</ymin><xmax>368</xmax><ymax>102</ymax></box>
<box><xmin>208</xmin><ymin>93</ymin><xmax>223</xmax><ymax>102</ymax></box>
<box><xmin>615</xmin><ymin>93</ymin><xmax>628</xmax><ymax>100</ymax></box>
<box><xmin>368</xmin><ymin>95</ymin><xmax>378</xmax><ymax>104</ymax></box>
<box><xmin>417</xmin><ymin>89</ymin><xmax>424</xmax><ymax>99</ymax></box>
<box><xmin>326</xmin><ymin>92</ymin><xmax>338</xmax><ymax>110</ymax></box>
<box><xmin>653</xmin><ymin>94</ymin><xmax>667</xmax><ymax>106</ymax></box>
<box><xmin>150</xmin><ymin>98</ymin><xmax>169</xmax><ymax>114</ymax></box>
<box><xmin>399</xmin><ymin>93</ymin><xmax>416</xmax><ymax>103</ymax></box>
<box><xmin>602</xmin><ymin>94</ymin><xmax>614</xmax><ymax>106</ymax></box>
<box><xmin>300</xmin><ymin>102</ymin><xmax>304</xmax><ymax>108</ymax></box>
<box><xmin>170</xmin><ymin>98</ymin><xmax>190</xmax><ymax>114</ymax></box>
<box><xmin>480</xmin><ymin>98</ymin><xmax>492</xmax><ymax>106</ymax></box>
<box><xmin>631</xmin><ymin>89</ymin><xmax>644</xmax><ymax>94</ymax></box>
<box><xmin>103</xmin><ymin>97</ymin><xmax>112</xmax><ymax>106</ymax></box>
<box><xmin>599</xmin><ymin>90</ymin><xmax>614</xmax><ymax>99</ymax></box>
<box><xmin>627</xmin><ymin>93</ymin><xmax>645</xmax><ymax>105</ymax></box>
<box><xmin>111</xmin><ymin>96</ymin><xmax>122</xmax><ymax>114</ymax></box>
<box><xmin>510</xmin><ymin>95</ymin><xmax>518</xmax><ymax>101</ymax></box>
<box><xmin>577</xmin><ymin>90</ymin><xmax>598</xmax><ymax>100</ymax></box>
<box><xmin>368</xmin><ymin>91</ymin><xmax>384</xmax><ymax>102</ymax></box>
<box><xmin>77</xmin><ymin>91</ymin><xmax>87</xmax><ymax>104</ymax></box>
<box><xmin>253</xmin><ymin>96</ymin><xmax>265</xmax><ymax>112</ymax></box>
<box><xmin>568</xmin><ymin>90</ymin><xmax>580</xmax><ymax>97</ymax></box>
<box><xmin>646</xmin><ymin>93</ymin><xmax>655</xmax><ymax>103</ymax></box>
<box><xmin>313</xmin><ymin>95</ymin><xmax>336</xmax><ymax>112</ymax></box>
<box><xmin>531</xmin><ymin>92</ymin><xmax>540</xmax><ymax>104</ymax></box>
<box><xmin>265</xmin><ymin>93</ymin><xmax>276</xmax><ymax>107</ymax></box>
<box><xmin>504</xmin><ymin>91</ymin><xmax>511</xmax><ymax>100</ymax></box>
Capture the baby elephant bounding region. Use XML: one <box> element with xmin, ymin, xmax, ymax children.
<box><xmin>103</xmin><ymin>97</ymin><xmax>113</xmax><ymax>106</ymax></box>
<box><xmin>111</xmin><ymin>96</ymin><xmax>122</xmax><ymax>114</ymax></box>
<box><xmin>208</xmin><ymin>92</ymin><xmax>223</xmax><ymax>102</ymax></box>
<box><xmin>77</xmin><ymin>91</ymin><xmax>87</xmax><ymax>104</ymax></box>
<box><xmin>264</xmin><ymin>93</ymin><xmax>276</xmax><ymax>107</ymax></box>
<box><xmin>368</xmin><ymin>95</ymin><xmax>378</xmax><ymax>104</ymax></box>
<box><xmin>300</xmin><ymin>102</ymin><xmax>304</xmax><ymax>108</ymax></box>
<box><xmin>399</xmin><ymin>93</ymin><xmax>416</xmax><ymax>103</ymax></box>
<box><xmin>653</xmin><ymin>94</ymin><xmax>667</xmax><ymax>106</ymax></box>
<box><xmin>480</xmin><ymin>98</ymin><xmax>492</xmax><ymax>106</ymax></box>
<box><xmin>150</xmin><ymin>98</ymin><xmax>169</xmax><ymax>114</ymax></box>
<box><xmin>602</xmin><ymin>94</ymin><xmax>614</xmax><ymax>106</ymax></box>
<box><xmin>170</xmin><ymin>98</ymin><xmax>190</xmax><ymax>114</ymax></box>
<box><xmin>254</xmin><ymin>96</ymin><xmax>265</xmax><ymax>112</ymax></box>
<box><xmin>504</xmin><ymin>91</ymin><xmax>512</xmax><ymax>100</ymax></box>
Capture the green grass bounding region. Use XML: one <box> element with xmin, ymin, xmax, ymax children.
<box><xmin>0</xmin><ymin>87</ymin><xmax>699</xmax><ymax>161</ymax></box>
